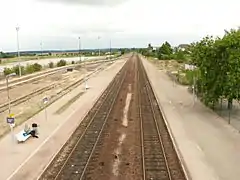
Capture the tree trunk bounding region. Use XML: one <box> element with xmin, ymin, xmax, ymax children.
<box><xmin>228</xmin><ymin>98</ymin><xmax>233</xmax><ymax>110</ymax></box>
<box><xmin>228</xmin><ymin>98</ymin><xmax>233</xmax><ymax>124</ymax></box>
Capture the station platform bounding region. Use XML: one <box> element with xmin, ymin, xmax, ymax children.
<box><xmin>142</xmin><ymin>57</ymin><xmax>240</xmax><ymax>180</ymax></box>
<box><xmin>0</xmin><ymin>58</ymin><xmax>126</xmax><ymax>180</ymax></box>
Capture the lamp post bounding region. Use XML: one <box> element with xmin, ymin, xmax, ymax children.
<box><xmin>98</xmin><ymin>36</ymin><xmax>101</xmax><ymax>57</ymax></box>
<box><xmin>78</xmin><ymin>37</ymin><xmax>81</xmax><ymax>63</ymax></box>
<box><xmin>40</xmin><ymin>41</ymin><xmax>43</xmax><ymax>56</ymax></box>
<box><xmin>16</xmin><ymin>26</ymin><xmax>22</xmax><ymax>77</ymax></box>
<box><xmin>6</xmin><ymin>73</ymin><xmax>17</xmax><ymax>145</ymax></box>
<box><xmin>6</xmin><ymin>73</ymin><xmax>17</xmax><ymax>115</ymax></box>
<box><xmin>110</xmin><ymin>38</ymin><xmax>112</xmax><ymax>60</ymax></box>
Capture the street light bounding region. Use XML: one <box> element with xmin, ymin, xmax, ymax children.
<box><xmin>16</xmin><ymin>26</ymin><xmax>22</xmax><ymax>77</ymax></box>
<box><xmin>78</xmin><ymin>37</ymin><xmax>81</xmax><ymax>63</ymax></box>
<box><xmin>6</xmin><ymin>73</ymin><xmax>17</xmax><ymax>115</ymax></box>
<box><xmin>84</xmin><ymin>58</ymin><xmax>89</xmax><ymax>91</ymax></box>
<box><xmin>40</xmin><ymin>41</ymin><xmax>43</xmax><ymax>56</ymax></box>
<box><xmin>98</xmin><ymin>36</ymin><xmax>101</xmax><ymax>57</ymax></box>
<box><xmin>110</xmin><ymin>38</ymin><xmax>112</xmax><ymax>60</ymax></box>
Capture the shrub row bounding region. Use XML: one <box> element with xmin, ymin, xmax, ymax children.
<box><xmin>3</xmin><ymin>59</ymin><xmax>69</xmax><ymax>76</ymax></box>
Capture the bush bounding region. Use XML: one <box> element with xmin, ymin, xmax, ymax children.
<box><xmin>57</xmin><ymin>59</ymin><xmax>67</xmax><ymax>67</ymax></box>
<box><xmin>25</xmin><ymin>64</ymin><xmax>34</xmax><ymax>74</ymax></box>
<box><xmin>12</xmin><ymin>65</ymin><xmax>25</xmax><ymax>75</ymax></box>
<box><xmin>25</xmin><ymin>63</ymin><xmax>42</xmax><ymax>74</ymax></box>
<box><xmin>4</xmin><ymin>63</ymin><xmax>43</xmax><ymax>76</ymax></box>
<box><xmin>48</xmin><ymin>62</ymin><xmax>54</xmax><ymax>68</ymax></box>
<box><xmin>32</xmin><ymin>63</ymin><xmax>42</xmax><ymax>72</ymax></box>
<box><xmin>71</xmin><ymin>61</ymin><xmax>75</xmax><ymax>64</ymax></box>
<box><xmin>3</xmin><ymin>67</ymin><xmax>14</xmax><ymax>75</ymax></box>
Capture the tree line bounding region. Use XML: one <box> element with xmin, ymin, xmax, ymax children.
<box><xmin>138</xmin><ymin>42</ymin><xmax>190</xmax><ymax>63</ymax></box>
<box><xmin>190</xmin><ymin>29</ymin><xmax>240</xmax><ymax>109</ymax></box>
<box><xmin>139</xmin><ymin>28</ymin><xmax>240</xmax><ymax>110</ymax></box>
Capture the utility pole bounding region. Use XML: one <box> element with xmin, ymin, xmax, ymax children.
<box><xmin>40</xmin><ymin>41</ymin><xmax>43</xmax><ymax>56</ymax></box>
<box><xmin>98</xmin><ymin>36</ymin><xmax>101</xmax><ymax>57</ymax></box>
<box><xmin>78</xmin><ymin>37</ymin><xmax>81</xmax><ymax>62</ymax></box>
<box><xmin>16</xmin><ymin>26</ymin><xmax>22</xmax><ymax>77</ymax></box>
<box><xmin>110</xmin><ymin>38</ymin><xmax>112</xmax><ymax>60</ymax></box>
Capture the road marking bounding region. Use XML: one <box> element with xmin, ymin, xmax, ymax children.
<box><xmin>6</xmin><ymin>107</ymin><xmax>79</xmax><ymax>180</ymax></box>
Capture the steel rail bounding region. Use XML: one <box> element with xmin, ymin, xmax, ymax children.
<box><xmin>52</xmin><ymin>60</ymin><xmax>129</xmax><ymax>180</ymax></box>
<box><xmin>138</xmin><ymin>58</ymin><xmax>172</xmax><ymax>180</ymax></box>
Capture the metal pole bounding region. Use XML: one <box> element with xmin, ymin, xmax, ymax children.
<box><xmin>110</xmin><ymin>39</ymin><xmax>112</xmax><ymax>60</ymax></box>
<box><xmin>16</xmin><ymin>26</ymin><xmax>21</xmax><ymax>77</ymax></box>
<box><xmin>84</xmin><ymin>58</ymin><xmax>88</xmax><ymax>91</ymax></box>
<box><xmin>6</xmin><ymin>77</ymin><xmax>11</xmax><ymax>115</ymax></box>
<box><xmin>84</xmin><ymin>60</ymin><xmax>87</xmax><ymax>91</ymax></box>
<box><xmin>40</xmin><ymin>41</ymin><xmax>43</xmax><ymax>56</ymax></box>
<box><xmin>11</xmin><ymin>125</ymin><xmax>14</xmax><ymax>143</ymax></box>
<box><xmin>78</xmin><ymin>37</ymin><xmax>81</xmax><ymax>62</ymax></box>
<box><xmin>6</xmin><ymin>74</ymin><xmax>16</xmax><ymax>146</ymax></box>
<box><xmin>98</xmin><ymin>36</ymin><xmax>100</xmax><ymax>57</ymax></box>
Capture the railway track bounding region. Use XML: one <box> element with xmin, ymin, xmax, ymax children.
<box><xmin>39</xmin><ymin>56</ymin><xmax>130</xmax><ymax>180</ymax></box>
<box><xmin>138</xmin><ymin>56</ymin><xmax>186</xmax><ymax>180</ymax></box>
<box><xmin>38</xmin><ymin>54</ymin><xmax>187</xmax><ymax>180</ymax></box>
<box><xmin>0</xmin><ymin>61</ymin><xmax>113</xmax><ymax>114</ymax></box>
<box><xmin>0</xmin><ymin>58</ymin><xmax>118</xmax><ymax>92</ymax></box>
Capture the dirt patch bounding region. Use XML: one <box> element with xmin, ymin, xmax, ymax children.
<box><xmin>83</xmin><ymin>56</ymin><xmax>142</xmax><ymax>180</ymax></box>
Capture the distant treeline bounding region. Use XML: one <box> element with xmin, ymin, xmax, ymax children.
<box><xmin>4</xmin><ymin>48</ymin><xmax>125</xmax><ymax>55</ymax></box>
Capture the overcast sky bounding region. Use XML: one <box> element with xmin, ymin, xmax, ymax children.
<box><xmin>0</xmin><ymin>0</ymin><xmax>239</xmax><ymax>52</ymax></box>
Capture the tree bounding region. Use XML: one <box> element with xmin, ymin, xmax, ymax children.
<box><xmin>189</xmin><ymin>28</ymin><xmax>240</xmax><ymax>109</ymax></box>
<box><xmin>57</xmin><ymin>59</ymin><xmax>67</xmax><ymax>67</ymax></box>
<box><xmin>157</xmin><ymin>41</ymin><xmax>173</xmax><ymax>60</ymax></box>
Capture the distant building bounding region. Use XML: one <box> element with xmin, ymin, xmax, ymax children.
<box><xmin>178</xmin><ymin>44</ymin><xmax>190</xmax><ymax>51</ymax></box>
<box><xmin>184</xmin><ymin>64</ymin><xmax>196</xmax><ymax>70</ymax></box>
<box><xmin>152</xmin><ymin>47</ymin><xmax>158</xmax><ymax>51</ymax></box>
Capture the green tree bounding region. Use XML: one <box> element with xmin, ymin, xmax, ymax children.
<box><xmin>48</xmin><ymin>62</ymin><xmax>54</xmax><ymax>68</ymax></box>
<box><xmin>157</xmin><ymin>41</ymin><xmax>173</xmax><ymax>60</ymax></box>
<box><xmin>57</xmin><ymin>59</ymin><xmax>67</xmax><ymax>67</ymax></box>
<box><xmin>3</xmin><ymin>67</ymin><xmax>14</xmax><ymax>75</ymax></box>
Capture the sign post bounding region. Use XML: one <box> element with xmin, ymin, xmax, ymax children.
<box><xmin>42</xmin><ymin>97</ymin><xmax>48</xmax><ymax>121</ymax></box>
<box><xmin>7</xmin><ymin>114</ymin><xmax>15</xmax><ymax>145</ymax></box>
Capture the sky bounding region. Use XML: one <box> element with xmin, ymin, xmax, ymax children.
<box><xmin>0</xmin><ymin>0</ymin><xmax>239</xmax><ymax>52</ymax></box>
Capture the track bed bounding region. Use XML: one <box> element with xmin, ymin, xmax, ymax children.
<box><xmin>39</xmin><ymin>54</ymin><xmax>187</xmax><ymax>180</ymax></box>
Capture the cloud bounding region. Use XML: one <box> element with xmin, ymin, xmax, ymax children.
<box><xmin>37</xmin><ymin>0</ymin><xmax>128</xmax><ymax>6</ymax></box>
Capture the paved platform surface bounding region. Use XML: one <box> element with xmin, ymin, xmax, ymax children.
<box><xmin>0</xmin><ymin>58</ymin><xmax>127</xmax><ymax>180</ymax></box>
<box><xmin>142</xmin><ymin>57</ymin><xmax>240</xmax><ymax>180</ymax></box>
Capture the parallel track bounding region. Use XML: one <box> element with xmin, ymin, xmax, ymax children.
<box><xmin>0</xmin><ymin>62</ymin><xmax>112</xmax><ymax>113</ymax></box>
<box><xmin>39</xmin><ymin>54</ymin><xmax>187</xmax><ymax>180</ymax></box>
<box><xmin>39</xmin><ymin>57</ymin><xmax>131</xmax><ymax>180</ymax></box>
<box><xmin>138</xmin><ymin>56</ymin><xmax>186</xmax><ymax>180</ymax></box>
